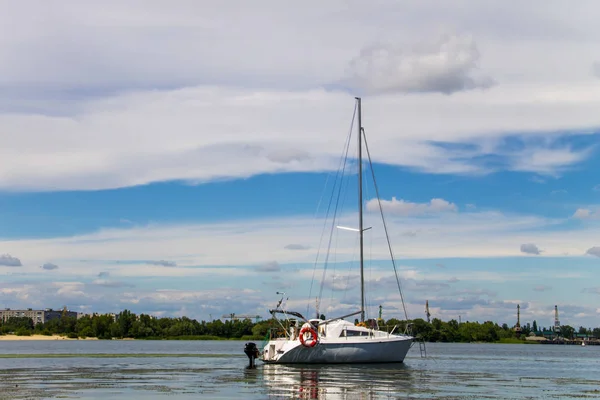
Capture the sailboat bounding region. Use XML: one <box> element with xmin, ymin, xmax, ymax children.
<box><xmin>260</xmin><ymin>97</ymin><xmax>414</xmax><ymax>364</ymax></box>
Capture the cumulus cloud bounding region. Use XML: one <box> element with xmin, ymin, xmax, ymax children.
<box><xmin>366</xmin><ymin>197</ymin><xmax>457</xmax><ymax>216</ymax></box>
<box><xmin>586</xmin><ymin>247</ymin><xmax>600</xmax><ymax>257</ymax></box>
<box><xmin>284</xmin><ymin>244</ymin><xmax>310</xmax><ymax>250</ymax></box>
<box><xmin>146</xmin><ymin>260</ymin><xmax>177</xmax><ymax>267</ymax></box>
<box><xmin>520</xmin><ymin>243</ymin><xmax>541</xmax><ymax>255</ymax></box>
<box><xmin>256</xmin><ymin>261</ymin><xmax>281</xmax><ymax>272</ymax></box>
<box><xmin>40</xmin><ymin>262</ymin><xmax>59</xmax><ymax>270</ymax></box>
<box><xmin>345</xmin><ymin>34</ymin><xmax>494</xmax><ymax>95</ymax></box>
<box><xmin>0</xmin><ymin>254</ymin><xmax>22</xmax><ymax>266</ymax></box>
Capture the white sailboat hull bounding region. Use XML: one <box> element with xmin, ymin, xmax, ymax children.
<box><xmin>262</xmin><ymin>335</ymin><xmax>413</xmax><ymax>364</ymax></box>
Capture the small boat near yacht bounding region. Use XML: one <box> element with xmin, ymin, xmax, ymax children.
<box><xmin>260</xmin><ymin>97</ymin><xmax>414</xmax><ymax>364</ymax></box>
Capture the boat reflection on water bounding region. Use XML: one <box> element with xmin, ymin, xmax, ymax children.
<box><xmin>262</xmin><ymin>362</ymin><xmax>416</xmax><ymax>399</ymax></box>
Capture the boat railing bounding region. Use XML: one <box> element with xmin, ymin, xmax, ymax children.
<box><xmin>268</xmin><ymin>327</ymin><xmax>290</xmax><ymax>340</ymax></box>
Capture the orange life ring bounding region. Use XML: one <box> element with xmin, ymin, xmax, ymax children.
<box><xmin>299</xmin><ymin>325</ymin><xmax>319</xmax><ymax>347</ymax></box>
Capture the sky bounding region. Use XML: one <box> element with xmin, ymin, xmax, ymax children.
<box><xmin>1</xmin><ymin>0</ymin><xmax>600</xmax><ymax>329</ymax></box>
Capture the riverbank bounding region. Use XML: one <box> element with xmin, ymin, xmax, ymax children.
<box><xmin>0</xmin><ymin>334</ymin><xmax>98</xmax><ymax>341</ymax></box>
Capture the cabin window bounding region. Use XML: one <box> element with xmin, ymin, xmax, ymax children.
<box><xmin>340</xmin><ymin>329</ymin><xmax>368</xmax><ymax>337</ymax></box>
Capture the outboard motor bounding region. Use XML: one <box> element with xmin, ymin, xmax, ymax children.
<box><xmin>244</xmin><ymin>342</ymin><xmax>260</xmax><ymax>369</ymax></box>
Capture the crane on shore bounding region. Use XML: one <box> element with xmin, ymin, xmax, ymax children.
<box><xmin>514</xmin><ymin>304</ymin><xmax>522</xmax><ymax>337</ymax></box>
<box><xmin>554</xmin><ymin>305</ymin><xmax>561</xmax><ymax>333</ymax></box>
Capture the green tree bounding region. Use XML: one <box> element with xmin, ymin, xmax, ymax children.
<box><xmin>560</xmin><ymin>325</ymin><xmax>575</xmax><ymax>339</ymax></box>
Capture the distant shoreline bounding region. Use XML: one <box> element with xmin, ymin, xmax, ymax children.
<box><xmin>0</xmin><ymin>334</ymin><xmax>99</xmax><ymax>341</ymax></box>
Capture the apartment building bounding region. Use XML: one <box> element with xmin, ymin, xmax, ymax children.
<box><xmin>0</xmin><ymin>308</ymin><xmax>78</xmax><ymax>325</ymax></box>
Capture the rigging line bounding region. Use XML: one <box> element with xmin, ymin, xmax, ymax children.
<box><xmin>317</xmin><ymin>118</ymin><xmax>356</xmax><ymax>305</ymax></box>
<box><xmin>307</xmin><ymin>102</ymin><xmax>357</xmax><ymax>317</ymax></box>
<box><xmin>362</xmin><ymin>128</ymin><xmax>409</xmax><ymax>322</ymax></box>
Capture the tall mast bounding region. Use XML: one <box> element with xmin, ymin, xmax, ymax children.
<box><xmin>356</xmin><ymin>96</ymin><xmax>365</xmax><ymax>323</ymax></box>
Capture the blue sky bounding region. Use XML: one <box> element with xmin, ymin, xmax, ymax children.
<box><xmin>1</xmin><ymin>1</ymin><xmax>600</xmax><ymax>328</ymax></box>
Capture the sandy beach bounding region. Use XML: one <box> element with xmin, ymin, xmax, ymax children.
<box><xmin>0</xmin><ymin>334</ymin><xmax>98</xmax><ymax>341</ymax></box>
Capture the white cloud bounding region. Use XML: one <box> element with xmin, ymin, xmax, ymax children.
<box><xmin>0</xmin><ymin>2</ymin><xmax>599</xmax><ymax>190</ymax></box>
<box><xmin>509</xmin><ymin>147</ymin><xmax>592</xmax><ymax>176</ymax></box>
<box><xmin>0</xmin><ymin>85</ymin><xmax>598</xmax><ymax>191</ymax></box>
<box><xmin>366</xmin><ymin>197</ymin><xmax>457</xmax><ymax>216</ymax></box>
<box><xmin>40</xmin><ymin>262</ymin><xmax>59</xmax><ymax>270</ymax></box>
<box><xmin>0</xmin><ymin>254</ymin><xmax>22</xmax><ymax>266</ymax></box>
<box><xmin>586</xmin><ymin>247</ymin><xmax>600</xmax><ymax>257</ymax></box>
<box><xmin>55</xmin><ymin>282</ymin><xmax>86</xmax><ymax>298</ymax></box>
<box><xmin>520</xmin><ymin>243</ymin><xmax>541</xmax><ymax>255</ymax></box>
<box><xmin>2</xmin><ymin>1</ymin><xmax>600</xmax><ymax>92</ymax></box>
<box><xmin>573</xmin><ymin>208</ymin><xmax>598</xmax><ymax>220</ymax></box>
<box><xmin>344</xmin><ymin>34</ymin><xmax>494</xmax><ymax>95</ymax></box>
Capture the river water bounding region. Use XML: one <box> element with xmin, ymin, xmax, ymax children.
<box><xmin>0</xmin><ymin>340</ymin><xmax>598</xmax><ymax>399</ymax></box>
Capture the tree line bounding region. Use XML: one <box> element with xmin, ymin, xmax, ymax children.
<box><xmin>393</xmin><ymin>317</ymin><xmax>600</xmax><ymax>342</ymax></box>
<box><xmin>1</xmin><ymin>310</ymin><xmax>599</xmax><ymax>342</ymax></box>
<box><xmin>0</xmin><ymin>310</ymin><xmax>259</xmax><ymax>340</ymax></box>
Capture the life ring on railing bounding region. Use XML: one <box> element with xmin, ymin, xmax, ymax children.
<box><xmin>299</xmin><ymin>325</ymin><xmax>319</xmax><ymax>347</ymax></box>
